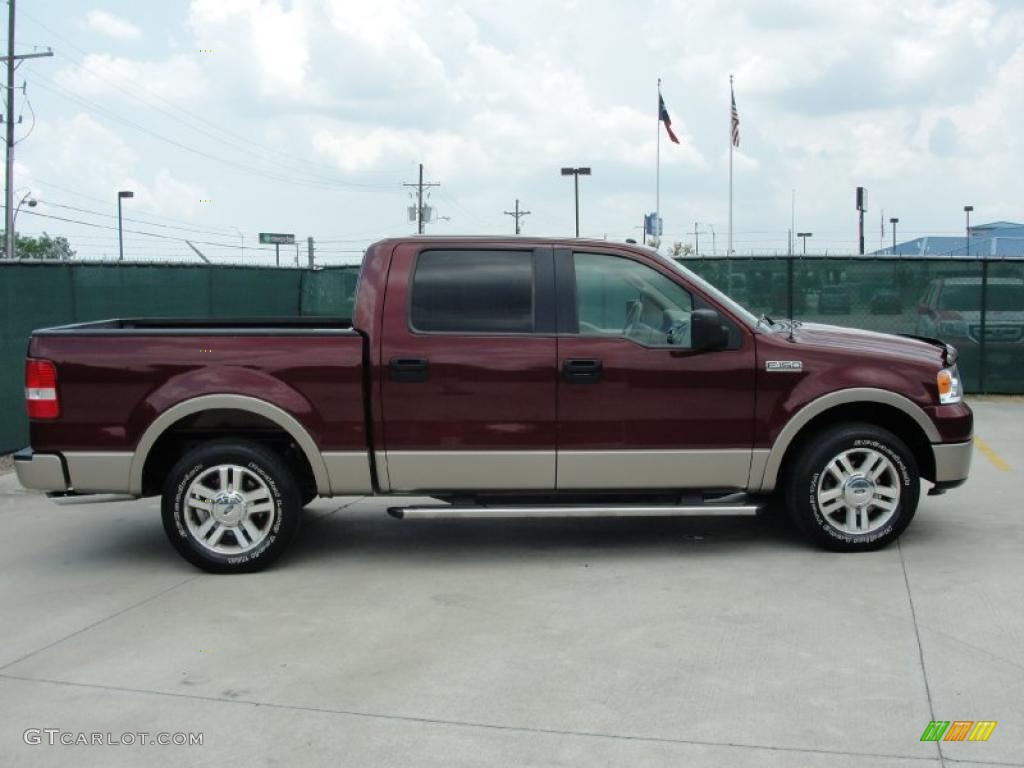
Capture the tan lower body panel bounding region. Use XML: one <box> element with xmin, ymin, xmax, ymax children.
<box><xmin>384</xmin><ymin>451</ymin><xmax>556</xmax><ymax>492</ymax></box>
<box><xmin>557</xmin><ymin>449</ymin><xmax>753</xmax><ymax>490</ymax></box>
<box><xmin>747</xmin><ymin>449</ymin><xmax>772</xmax><ymax>492</ymax></box>
<box><xmin>383</xmin><ymin>449</ymin><xmax>756</xmax><ymax>493</ymax></box>
<box><xmin>322</xmin><ymin>451</ymin><xmax>374</xmax><ymax>495</ymax></box>
<box><xmin>63</xmin><ymin>452</ymin><xmax>133</xmax><ymax>494</ymax></box>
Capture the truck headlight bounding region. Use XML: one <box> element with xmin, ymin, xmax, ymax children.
<box><xmin>937</xmin><ymin>366</ymin><xmax>961</xmax><ymax>405</ymax></box>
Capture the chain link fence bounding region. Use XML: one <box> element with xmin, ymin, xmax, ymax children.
<box><xmin>680</xmin><ymin>255</ymin><xmax>1024</xmax><ymax>394</ymax></box>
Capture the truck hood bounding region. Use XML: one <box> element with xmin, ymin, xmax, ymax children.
<box><xmin>787</xmin><ymin>322</ymin><xmax>948</xmax><ymax>367</ymax></box>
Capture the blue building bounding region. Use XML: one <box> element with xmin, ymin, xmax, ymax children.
<box><xmin>874</xmin><ymin>221</ymin><xmax>1024</xmax><ymax>257</ymax></box>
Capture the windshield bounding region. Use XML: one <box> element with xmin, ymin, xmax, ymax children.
<box><xmin>988</xmin><ymin>284</ymin><xmax>1024</xmax><ymax>312</ymax></box>
<box><xmin>938</xmin><ymin>284</ymin><xmax>981</xmax><ymax>312</ymax></box>
<box><xmin>653</xmin><ymin>252</ymin><xmax>761</xmax><ymax>329</ymax></box>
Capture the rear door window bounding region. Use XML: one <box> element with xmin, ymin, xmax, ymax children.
<box><xmin>411</xmin><ymin>250</ymin><xmax>534</xmax><ymax>333</ymax></box>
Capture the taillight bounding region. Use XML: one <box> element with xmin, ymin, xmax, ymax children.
<box><xmin>25</xmin><ymin>359</ymin><xmax>59</xmax><ymax>419</ymax></box>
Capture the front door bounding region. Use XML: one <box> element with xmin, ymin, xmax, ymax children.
<box><xmin>555</xmin><ymin>248</ymin><xmax>756</xmax><ymax>490</ymax></box>
<box><xmin>379</xmin><ymin>244</ymin><xmax>558</xmax><ymax>492</ymax></box>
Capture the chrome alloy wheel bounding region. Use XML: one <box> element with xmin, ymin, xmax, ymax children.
<box><xmin>815</xmin><ymin>448</ymin><xmax>902</xmax><ymax>535</ymax></box>
<box><xmin>183</xmin><ymin>465</ymin><xmax>276</xmax><ymax>555</ymax></box>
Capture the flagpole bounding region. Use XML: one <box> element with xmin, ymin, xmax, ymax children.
<box><xmin>728</xmin><ymin>74</ymin><xmax>733</xmax><ymax>257</ymax></box>
<box><xmin>656</xmin><ymin>77</ymin><xmax>661</xmax><ymax>246</ymax></box>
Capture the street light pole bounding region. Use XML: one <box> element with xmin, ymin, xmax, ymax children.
<box><xmin>117</xmin><ymin>190</ymin><xmax>134</xmax><ymax>261</ymax></box>
<box><xmin>889</xmin><ymin>217</ymin><xmax>899</xmax><ymax>255</ymax></box>
<box><xmin>797</xmin><ymin>232</ymin><xmax>812</xmax><ymax>256</ymax></box>
<box><xmin>964</xmin><ymin>205</ymin><xmax>973</xmax><ymax>257</ymax></box>
<box><xmin>560</xmin><ymin>167</ymin><xmax>591</xmax><ymax>238</ymax></box>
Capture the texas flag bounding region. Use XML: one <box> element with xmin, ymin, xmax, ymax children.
<box><xmin>659</xmin><ymin>94</ymin><xmax>680</xmax><ymax>144</ymax></box>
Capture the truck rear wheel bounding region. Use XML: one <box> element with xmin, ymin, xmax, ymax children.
<box><xmin>161</xmin><ymin>440</ymin><xmax>301</xmax><ymax>573</ymax></box>
<box><xmin>784</xmin><ymin>423</ymin><xmax>919</xmax><ymax>551</ymax></box>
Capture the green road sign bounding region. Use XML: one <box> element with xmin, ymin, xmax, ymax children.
<box><xmin>259</xmin><ymin>233</ymin><xmax>296</xmax><ymax>245</ymax></box>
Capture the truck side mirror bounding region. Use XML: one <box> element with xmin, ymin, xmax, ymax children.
<box><xmin>691</xmin><ymin>309</ymin><xmax>729</xmax><ymax>351</ymax></box>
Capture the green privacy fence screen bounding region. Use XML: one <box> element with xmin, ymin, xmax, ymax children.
<box><xmin>0</xmin><ymin>262</ymin><xmax>361</xmax><ymax>452</ymax></box>
<box><xmin>679</xmin><ymin>255</ymin><xmax>1024</xmax><ymax>395</ymax></box>
<box><xmin>3</xmin><ymin>256</ymin><xmax>1023</xmax><ymax>454</ymax></box>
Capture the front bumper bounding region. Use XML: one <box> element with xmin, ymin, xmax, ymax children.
<box><xmin>13</xmin><ymin>448</ymin><xmax>69</xmax><ymax>492</ymax></box>
<box><xmin>932</xmin><ymin>439</ymin><xmax>973</xmax><ymax>486</ymax></box>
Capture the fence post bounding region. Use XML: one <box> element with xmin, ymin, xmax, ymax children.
<box><xmin>979</xmin><ymin>257</ymin><xmax>989</xmax><ymax>393</ymax></box>
<box><xmin>786</xmin><ymin>254</ymin><xmax>794</xmax><ymax>319</ymax></box>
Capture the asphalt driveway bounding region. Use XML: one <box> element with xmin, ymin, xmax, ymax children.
<box><xmin>0</xmin><ymin>399</ymin><xmax>1021</xmax><ymax>767</ymax></box>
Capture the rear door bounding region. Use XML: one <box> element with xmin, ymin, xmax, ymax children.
<box><xmin>379</xmin><ymin>244</ymin><xmax>558</xmax><ymax>492</ymax></box>
<box><xmin>555</xmin><ymin>247</ymin><xmax>756</xmax><ymax>490</ymax></box>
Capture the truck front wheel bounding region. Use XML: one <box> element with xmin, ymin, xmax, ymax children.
<box><xmin>784</xmin><ymin>423</ymin><xmax>919</xmax><ymax>551</ymax></box>
<box><xmin>161</xmin><ymin>440</ymin><xmax>302</xmax><ymax>573</ymax></box>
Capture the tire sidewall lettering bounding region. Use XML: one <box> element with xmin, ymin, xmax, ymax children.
<box><xmin>806</xmin><ymin>436</ymin><xmax>913</xmax><ymax>545</ymax></box>
<box><xmin>171</xmin><ymin>454</ymin><xmax>286</xmax><ymax>567</ymax></box>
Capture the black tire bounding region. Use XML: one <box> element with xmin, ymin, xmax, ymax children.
<box><xmin>162</xmin><ymin>440</ymin><xmax>301</xmax><ymax>573</ymax></box>
<box><xmin>301</xmin><ymin>489</ymin><xmax>318</xmax><ymax>507</ymax></box>
<box><xmin>784</xmin><ymin>423</ymin><xmax>919</xmax><ymax>551</ymax></box>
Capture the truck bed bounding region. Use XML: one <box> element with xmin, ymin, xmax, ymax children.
<box><xmin>26</xmin><ymin>318</ymin><xmax>369</xmax><ymax>494</ymax></box>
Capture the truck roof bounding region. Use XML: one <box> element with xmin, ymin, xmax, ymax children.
<box><xmin>368</xmin><ymin>235</ymin><xmax>657</xmax><ymax>255</ymax></box>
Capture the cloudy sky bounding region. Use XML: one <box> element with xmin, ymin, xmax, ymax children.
<box><xmin>12</xmin><ymin>0</ymin><xmax>1024</xmax><ymax>264</ymax></box>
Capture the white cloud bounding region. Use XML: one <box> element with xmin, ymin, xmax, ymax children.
<box><xmin>21</xmin><ymin>113</ymin><xmax>205</xmax><ymax>223</ymax></box>
<box><xmin>55</xmin><ymin>54</ymin><xmax>208</xmax><ymax>106</ymax></box>
<box><xmin>85</xmin><ymin>10</ymin><xmax>143</xmax><ymax>42</ymax></box>
<box><xmin>18</xmin><ymin>0</ymin><xmax>1024</xmax><ymax>254</ymax></box>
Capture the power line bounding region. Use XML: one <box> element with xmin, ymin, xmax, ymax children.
<box><xmin>20</xmin><ymin>208</ymin><xmax>269</xmax><ymax>252</ymax></box>
<box><xmin>18</xmin><ymin>9</ymin><xmax>406</xmax><ymax>184</ymax></box>
<box><xmin>30</xmin><ymin>73</ymin><xmax>397</xmax><ymax>192</ymax></box>
<box><xmin>39</xmin><ymin>200</ymin><xmax>247</xmax><ymax>237</ymax></box>
<box><xmin>24</xmin><ymin>176</ymin><xmax>239</xmax><ymax>233</ymax></box>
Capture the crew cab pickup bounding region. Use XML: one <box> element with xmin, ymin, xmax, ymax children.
<box><xmin>15</xmin><ymin>238</ymin><xmax>974</xmax><ymax>572</ymax></box>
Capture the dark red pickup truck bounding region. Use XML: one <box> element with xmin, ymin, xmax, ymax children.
<box><xmin>15</xmin><ymin>237</ymin><xmax>973</xmax><ymax>572</ymax></box>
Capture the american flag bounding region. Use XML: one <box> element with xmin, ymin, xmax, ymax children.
<box><xmin>659</xmin><ymin>94</ymin><xmax>680</xmax><ymax>144</ymax></box>
<box><xmin>730</xmin><ymin>85</ymin><xmax>740</xmax><ymax>147</ymax></box>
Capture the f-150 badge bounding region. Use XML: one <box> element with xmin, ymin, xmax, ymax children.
<box><xmin>765</xmin><ymin>360</ymin><xmax>803</xmax><ymax>371</ymax></box>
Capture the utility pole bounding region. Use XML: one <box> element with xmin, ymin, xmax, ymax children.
<box><xmin>503</xmin><ymin>198</ymin><xmax>531</xmax><ymax>235</ymax></box>
<box><xmin>693</xmin><ymin>222</ymin><xmax>700</xmax><ymax>256</ymax></box>
<box><xmin>3</xmin><ymin>0</ymin><xmax>52</xmax><ymax>259</ymax></box>
<box><xmin>403</xmin><ymin>163</ymin><xmax>439</xmax><ymax>235</ymax></box>
<box><xmin>307</xmin><ymin>237</ymin><xmax>314</xmax><ymax>268</ymax></box>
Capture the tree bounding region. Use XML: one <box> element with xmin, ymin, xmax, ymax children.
<box><xmin>669</xmin><ymin>241</ymin><xmax>693</xmax><ymax>258</ymax></box>
<box><xmin>10</xmin><ymin>232</ymin><xmax>76</xmax><ymax>260</ymax></box>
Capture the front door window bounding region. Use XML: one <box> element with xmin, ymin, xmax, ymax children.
<box><xmin>574</xmin><ymin>252</ymin><xmax>694</xmax><ymax>347</ymax></box>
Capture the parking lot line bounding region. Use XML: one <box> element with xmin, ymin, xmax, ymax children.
<box><xmin>973</xmin><ymin>436</ymin><xmax>1010</xmax><ymax>472</ymax></box>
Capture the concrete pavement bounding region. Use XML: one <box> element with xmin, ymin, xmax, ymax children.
<box><xmin>0</xmin><ymin>398</ymin><xmax>1021</xmax><ymax>767</ymax></box>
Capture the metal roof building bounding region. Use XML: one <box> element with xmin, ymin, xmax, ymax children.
<box><xmin>873</xmin><ymin>221</ymin><xmax>1024</xmax><ymax>257</ymax></box>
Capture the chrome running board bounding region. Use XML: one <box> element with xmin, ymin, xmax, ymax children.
<box><xmin>388</xmin><ymin>503</ymin><xmax>762</xmax><ymax>520</ymax></box>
